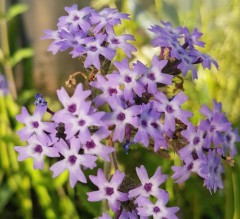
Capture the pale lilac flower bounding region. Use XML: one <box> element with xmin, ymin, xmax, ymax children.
<box><xmin>14</xmin><ymin>135</ymin><xmax>59</xmax><ymax>169</ymax></box>
<box><xmin>53</xmin><ymin>83</ymin><xmax>91</xmax><ymax>121</ymax></box>
<box><xmin>133</xmin><ymin>103</ymin><xmax>167</xmax><ymax>151</ymax></box>
<box><xmin>140</xmin><ymin>56</ymin><xmax>173</xmax><ymax>94</ymax></box>
<box><xmin>203</xmin><ymin>150</ymin><xmax>224</xmax><ymax>193</ymax></box>
<box><xmin>98</xmin><ymin>212</ymin><xmax>111</xmax><ymax>219</ymax></box>
<box><xmin>128</xmin><ymin>165</ymin><xmax>167</xmax><ymax>198</ymax></box>
<box><xmin>82</xmin><ymin>34</ymin><xmax>115</xmax><ymax>69</ymax></box>
<box><xmin>90</xmin><ymin>8</ymin><xmax>130</xmax><ymax>33</ymax></box>
<box><xmin>106</xmin><ymin>29</ymin><xmax>136</xmax><ymax>58</ymax></box>
<box><xmin>136</xmin><ymin>190</ymin><xmax>180</xmax><ymax>219</ymax></box>
<box><xmin>87</xmin><ymin>168</ymin><xmax>128</xmax><ymax>212</ymax></box>
<box><xmin>222</xmin><ymin>128</ymin><xmax>240</xmax><ymax>157</ymax></box>
<box><xmin>153</xmin><ymin>91</ymin><xmax>192</xmax><ymax>131</ymax></box>
<box><xmin>103</xmin><ymin>97</ymin><xmax>140</xmax><ymax>142</ymax></box>
<box><xmin>80</xmin><ymin>127</ymin><xmax>115</xmax><ymax>162</ymax></box>
<box><xmin>119</xmin><ymin>209</ymin><xmax>138</xmax><ymax>219</ymax></box>
<box><xmin>16</xmin><ymin>106</ymin><xmax>56</xmax><ymax>142</ymax></box>
<box><xmin>172</xmin><ymin>155</ymin><xmax>208</xmax><ymax>183</ymax></box>
<box><xmin>0</xmin><ymin>74</ymin><xmax>8</xmax><ymax>96</ymax></box>
<box><xmin>50</xmin><ymin>138</ymin><xmax>97</xmax><ymax>188</ymax></box>
<box><xmin>113</xmin><ymin>59</ymin><xmax>146</xmax><ymax>102</ymax></box>
<box><xmin>90</xmin><ymin>73</ymin><xmax>123</xmax><ymax>107</ymax></box>
<box><xmin>178</xmin><ymin>123</ymin><xmax>210</xmax><ymax>161</ymax></box>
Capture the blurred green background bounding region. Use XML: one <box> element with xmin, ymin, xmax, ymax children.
<box><xmin>1</xmin><ymin>0</ymin><xmax>240</xmax><ymax>218</ymax></box>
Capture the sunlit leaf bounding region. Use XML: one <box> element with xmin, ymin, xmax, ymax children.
<box><xmin>6</xmin><ymin>3</ymin><xmax>28</xmax><ymax>21</ymax></box>
<box><xmin>10</xmin><ymin>48</ymin><xmax>33</xmax><ymax>67</ymax></box>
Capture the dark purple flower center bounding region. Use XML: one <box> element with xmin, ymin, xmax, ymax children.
<box><xmin>210</xmin><ymin>125</ymin><xmax>216</xmax><ymax>132</ymax></box>
<box><xmin>187</xmin><ymin>162</ymin><xmax>193</xmax><ymax>171</ymax></box>
<box><xmin>68</xmin><ymin>104</ymin><xmax>77</xmax><ymax>113</ymax></box>
<box><xmin>151</xmin><ymin>122</ymin><xmax>158</xmax><ymax>129</ymax></box>
<box><xmin>153</xmin><ymin>206</ymin><xmax>160</xmax><ymax>213</ymax></box>
<box><xmin>117</xmin><ymin>112</ymin><xmax>126</xmax><ymax>121</ymax></box>
<box><xmin>71</xmin><ymin>40</ymin><xmax>78</xmax><ymax>45</ymax></box>
<box><xmin>68</xmin><ymin>155</ymin><xmax>77</xmax><ymax>165</ymax></box>
<box><xmin>105</xmin><ymin>187</ymin><xmax>114</xmax><ymax>196</ymax></box>
<box><xmin>32</xmin><ymin>121</ymin><xmax>39</xmax><ymax>128</ymax></box>
<box><xmin>108</xmin><ymin>88</ymin><xmax>117</xmax><ymax>96</ymax></box>
<box><xmin>141</xmin><ymin>120</ymin><xmax>147</xmax><ymax>127</ymax></box>
<box><xmin>111</xmin><ymin>38</ymin><xmax>120</xmax><ymax>44</ymax></box>
<box><xmin>193</xmin><ymin>136</ymin><xmax>200</xmax><ymax>145</ymax></box>
<box><xmin>73</xmin><ymin>15</ymin><xmax>79</xmax><ymax>21</ymax></box>
<box><xmin>125</xmin><ymin>76</ymin><xmax>132</xmax><ymax>83</ymax></box>
<box><xmin>226</xmin><ymin>135</ymin><xmax>231</xmax><ymax>142</ymax></box>
<box><xmin>86</xmin><ymin>140</ymin><xmax>96</xmax><ymax>149</ymax></box>
<box><xmin>166</xmin><ymin>105</ymin><xmax>174</xmax><ymax>113</ymax></box>
<box><xmin>147</xmin><ymin>73</ymin><xmax>156</xmax><ymax>81</ymax></box>
<box><xmin>144</xmin><ymin>183</ymin><xmax>152</xmax><ymax>192</ymax></box>
<box><xmin>78</xmin><ymin>119</ymin><xmax>86</xmax><ymax>126</ymax></box>
<box><xmin>90</xmin><ymin>46</ymin><xmax>98</xmax><ymax>52</ymax></box>
<box><xmin>34</xmin><ymin>145</ymin><xmax>43</xmax><ymax>153</ymax></box>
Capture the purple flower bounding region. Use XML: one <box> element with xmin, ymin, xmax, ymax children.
<box><xmin>81</xmin><ymin>34</ymin><xmax>115</xmax><ymax>69</ymax></box>
<box><xmin>113</xmin><ymin>59</ymin><xmax>146</xmax><ymax>102</ymax></box>
<box><xmin>203</xmin><ymin>150</ymin><xmax>224</xmax><ymax>193</ymax></box>
<box><xmin>0</xmin><ymin>74</ymin><xmax>8</xmax><ymax>96</ymax></box>
<box><xmin>178</xmin><ymin>123</ymin><xmax>210</xmax><ymax>161</ymax></box>
<box><xmin>53</xmin><ymin>83</ymin><xmax>91</xmax><ymax>121</ymax></box>
<box><xmin>103</xmin><ymin>97</ymin><xmax>140</xmax><ymax>142</ymax></box>
<box><xmin>50</xmin><ymin>138</ymin><xmax>97</xmax><ymax>187</ymax></box>
<box><xmin>87</xmin><ymin>168</ymin><xmax>128</xmax><ymax>212</ymax></box>
<box><xmin>14</xmin><ymin>135</ymin><xmax>59</xmax><ymax>169</ymax></box>
<box><xmin>90</xmin><ymin>8</ymin><xmax>130</xmax><ymax>33</ymax></box>
<box><xmin>119</xmin><ymin>209</ymin><xmax>138</xmax><ymax>219</ymax></box>
<box><xmin>153</xmin><ymin>91</ymin><xmax>192</xmax><ymax>131</ymax></box>
<box><xmin>140</xmin><ymin>56</ymin><xmax>173</xmax><ymax>94</ymax></box>
<box><xmin>16</xmin><ymin>106</ymin><xmax>56</xmax><ymax>142</ymax></box>
<box><xmin>106</xmin><ymin>29</ymin><xmax>136</xmax><ymax>58</ymax></box>
<box><xmin>136</xmin><ymin>190</ymin><xmax>180</xmax><ymax>219</ymax></box>
<box><xmin>180</xmin><ymin>27</ymin><xmax>205</xmax><ymax>48</ymax></box>
<box><xmin>172</xmin><ymin>155</ymin><xmax>208</xmax><ymax>183</ymax></box>
<box><xmin>98</xmin><ymin>212</ymin><xmax>111</xmax><ymax>219</ymax></box>
<box><xmin>222</xmin><ymin>128</ymin><xmax>240</xmax><ymax>157</ymax></box>
<box><xmin>80</xmin><ymin>127</ymin><xmax>115</xmax><ymax>162</ymax></box>
<box><xmin>133</xmin><ymin>103</ymin><xmax>167</xmax><ymax>151</ymax></box>
<box><xmin>128</xmin><ymin>165</ymin><xmax>167</xmax><ymax>199</ymax></box>
<box><xmin>90</xmin><ymin>73</ymin><xmax>123</xmax><ymax>107</ymax></box>
<box><xmin>57</xmin><ymin>5</ymin><xmax>94</xmax><ymax>32</ymax></box>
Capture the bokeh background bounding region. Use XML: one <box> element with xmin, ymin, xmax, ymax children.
<box><xmin>1</xmin><ymin>0</ymin><xmax>240</xmax><ymax>218</ymax></box>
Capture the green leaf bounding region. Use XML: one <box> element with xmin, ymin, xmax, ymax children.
<box><xmin>162</xmin><ymin>1</ymin><xmax>180</xmax><ymax>25</ymax></box>
<box><xmin>6</xmin><ymin>3</ymin><xmax>28</xmax><ymax>21</ymax></box>
<box><xmin>10</xmin><ymin>48</ymin><xmax>33</xmax><ymax>67</ymax></box>
<box><xmin>0</xmin><ymin>184</ymin><xmax>13</xmax><ymax>213</ymax></box>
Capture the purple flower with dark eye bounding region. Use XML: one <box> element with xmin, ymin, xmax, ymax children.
<box><xmin>119</xmin><ymin>209</ymin><xmax>138</xmax><ymax>219</ymax></box>
<box><xmin>136</xmin><ymin>190</ymin><xmax>180</xmax><ymax>219</ymax></box>
<box><xmin>50</xmin><ymin>138</ymin><xmax>97</xmax><ymax>188</ymax></box>
<box><xmin>14</xmin><ymin>134</ymin><xmax>59</xmax><ymax>169</ymax></box>
<box><xmin>16</xmin><ymin>106</ymin><xmax>56</xmax><ymax>142</ymax></box>
<box><xmin>103</xmin><ymin>97</ymin><xmax>140</xmax><ymax>142</ymax></box>
<box><xmin>178</xmin><ymin>123</ymin><xmax>210</xmax><ymax>161</ymax></box>
<box><xmin>90</xmin><ymin>8</ymin><xmax>130</xmax><ymax>33</ymax></box>
<box><xmin>180</xmin><ymin>27</ymin><xmax>205</xmax><ymax>48</ymax></box>
<box><xmin>172</xmin><ymin>155</ymin><xmax>208</xmax><ymax>183</ymax></box>
<box><xmin>57</xmin><ymin>5</ymin><xmax>94</xmax><ymax>32</ymax></box>
<box><xmin>90</xmin><ymin>73</ymin><xmax>123</xmax><ymax>107</ymax></box>
<box><xmin>53</xmin><ymin>83</ymin><xmax>91</xmax><ymax>121</ymax></box>
<box><xmin>87</xmin><ymin>168</ymin><xmax>128</xmax><ymax>212</ymax></box>
<box><xmin>134</xmin><ymin>103</ymin><xmax>167</xmax><ymax>151</ymax></box>
<box><xmin>222</xmin><ymin>128</ymin><xmax>240</xmax><ymax>157</ymax></box>
<box><xmin>106</xmin><ymin>29</ymin><xmax>136</xmax><ymax>58</ymax></box>
<box><xmin>203</xmin><ymin>150</ymin><xmax>224</xmax><ymax>193</ymax></box>
<box><xmin>81</xmin><ymin>34</ymin><xmax>115</xmax><ymax>69</ymax></box>
<box><xmin>113</xmin><ymin>59</ymin><xmax>146</xmax><ymax>102</ymax></box>
<box><xmin>80</xmin><ymin>127</ymin><xmax>115</xmax><ymax>162</ymax></box>
<box><xmin>128</xmin><ymin>165</ymin><xmax>167</xmax><ymax>199</ymax></box>
<box><xmin>140</xmin><ymin>55</ymin><xmax>173</xmax><ymax>94</ymax></box>
<box><xmin>153</xmin><ymin>91</ymin><xmax>192</xmax><ymax>132</ymax></box>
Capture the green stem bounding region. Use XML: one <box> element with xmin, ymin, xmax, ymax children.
<box><xmin>232</xmin><ymin>166</ymin><xmax>240</xmax><ymax>219</ymax></box>
<box><xmin>0</xmin><ymin>0</ymin><xmax>17</xmax><ymax>99</ymax></box>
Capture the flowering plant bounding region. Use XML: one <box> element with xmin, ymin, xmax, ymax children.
<box><xmin>15</xmin><ymin>4</ymin><xmax>239</xmax><ymax>218</ymax></box>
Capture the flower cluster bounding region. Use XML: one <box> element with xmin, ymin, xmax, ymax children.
<box><xmin>0</xmin><ymin>74</ymin><xmax>8</xmax><ymax>96</ymax></box>
<box><xmin>14</xmin><ymin>4</ymin><xmax>239</xmax><ymax>218</ymax></box>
